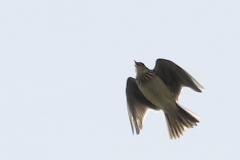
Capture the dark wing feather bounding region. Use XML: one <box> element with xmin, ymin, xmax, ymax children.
<box><xmin>154</xmin><ymin>59</ymin><xmax>203</xmax><ymax>100</ymax></box>
<box><xmin>126</xmin><ymin>77</ymin><xmax>159</xmax><ymax>134</ymax></box>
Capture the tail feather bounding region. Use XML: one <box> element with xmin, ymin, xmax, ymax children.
<box><xmin>164</xmin><ymin>103</ymin><xmax>199</xmax><ymax>139</ymax></box>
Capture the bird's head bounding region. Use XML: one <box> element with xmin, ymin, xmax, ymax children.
<box><xmin>134</xmin><ymin>61</ymin><xmax>149</xmax><ymax>77</ymax></box>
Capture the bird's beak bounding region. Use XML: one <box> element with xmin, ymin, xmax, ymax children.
<box><xmin>134</xmin><ymin>60</ymin><xmax>137</xmax><ymax>67</ymax></box>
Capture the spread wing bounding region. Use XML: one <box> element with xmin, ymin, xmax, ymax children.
<box><xmin>126</xmin><ymin>77</ymin><xmax>159</xmax><ymax>134</ymax></box>
<box><xmin>154</xmin><ymin>59</ymin><xmax>203</xmax><ymax>100</ymax></box>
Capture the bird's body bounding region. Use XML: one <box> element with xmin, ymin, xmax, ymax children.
<box><xmin>126</xmin><ymin>59</ymin><xmax>203</xmax><ymax>139</ymax></box>
<box><xmin>136</xmin><ymin>71</ymin><xmax>178</xmax><ymax>116</ymax></box>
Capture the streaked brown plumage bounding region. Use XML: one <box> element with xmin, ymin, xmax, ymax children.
<box><xmin>126</xmin><ymin>59</ymin><xmax>203</xmax><ymax>139</ymax></box>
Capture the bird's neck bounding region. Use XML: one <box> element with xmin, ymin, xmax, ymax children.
<box><xmin>136</xmin><ymin>69</ymin><xmax>156</xmax><ymax>84</ymax></box>
<box><xmin>136</xmin><ymin>68</ymin><xmax>149</xmax><ymax>79</ymax></box>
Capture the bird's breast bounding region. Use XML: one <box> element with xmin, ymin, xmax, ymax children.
<box><xmin>136</xmin><ymin>76</ymin><xmax>178</xmax><ymax>114</ymax></box>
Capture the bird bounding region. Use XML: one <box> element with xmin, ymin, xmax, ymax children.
<box><xmin>126</xmin><ymin>58</ymin><xmax>203</xmax><ymax>139</ymax></box>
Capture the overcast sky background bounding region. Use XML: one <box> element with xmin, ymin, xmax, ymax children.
<box><xmin>1</xmin><ymin>1</ymin><xmax>240</xmax><ymax>160</ymax></box>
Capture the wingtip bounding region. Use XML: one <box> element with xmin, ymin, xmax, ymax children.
<box><xmin>195</xmin><ymin>83</ymin><xmax>204</xmax><ymax>92</ymax></box>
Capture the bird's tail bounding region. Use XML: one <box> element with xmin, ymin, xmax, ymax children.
<box><xmin>164</xmin><ymin>103</ymin><xmax>199</xmax><ymax>139</ymax></box>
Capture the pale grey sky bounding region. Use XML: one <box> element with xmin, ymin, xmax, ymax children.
<box><xmin>0</xmin><ymin>1</ymin><xmax>240</xmax><ymax>160</ymax></box>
